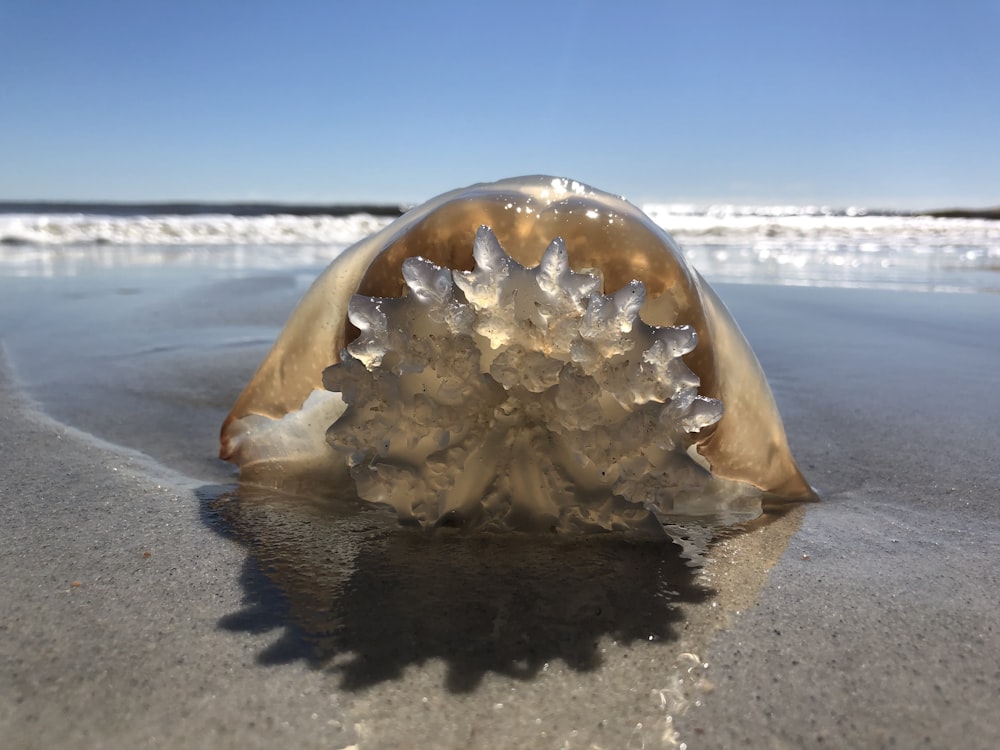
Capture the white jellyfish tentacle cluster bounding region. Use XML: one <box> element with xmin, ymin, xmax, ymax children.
<box><xmin>322</xmin><ymin>226</ymin><xmax>726</xmax><ymax>532</ymax></box>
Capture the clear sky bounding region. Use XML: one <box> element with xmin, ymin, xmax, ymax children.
<box><xmin>1</xmin><ymin>1</ymin><xmax>998</xmax><ymax>208</ymax></box>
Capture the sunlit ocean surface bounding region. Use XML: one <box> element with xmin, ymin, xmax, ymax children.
<box><xmin>1</xmin><ymin>204</ymin><xmax>997</xmax><ymax>293</ymax></box>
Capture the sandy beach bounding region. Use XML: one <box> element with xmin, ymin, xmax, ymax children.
<box><xmin>2</xmin><ymin>269</ymin><xmax>999</xmax><ymax>748</ymax></box>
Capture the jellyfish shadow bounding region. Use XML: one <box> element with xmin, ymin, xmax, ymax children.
<box><xmin>199</xmin><ymin>484</ymin><xmax>714</xmax><ymax>693</ymax></box>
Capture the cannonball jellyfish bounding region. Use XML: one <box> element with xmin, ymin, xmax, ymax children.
<box><xmin>220</xmin><ymin>176</ymin><xmax>816</xmax><ymax>533</ymax></box>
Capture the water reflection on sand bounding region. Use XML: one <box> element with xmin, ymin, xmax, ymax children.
<box><xmin>199</xmin><ymin>478</ymin><xmax>803</xmax><ymax>746</ymax></box>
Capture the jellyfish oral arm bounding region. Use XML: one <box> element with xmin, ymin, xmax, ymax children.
<box><xmin>321</xmin><ymin>227</ymin><xmax>726</xmax><ymax>530</ymax></box>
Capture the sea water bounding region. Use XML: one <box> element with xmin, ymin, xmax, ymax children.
<box><xmin>2</xmin><ymin>203</ymin><xmax>995</xmax><ymax>750</ymax></box>
<box><xmin>0</xmin><ymin>201</ymin><xmax>996</xmax><ymax>484</ymax></box>
<box><xmin>1</xmin><ymin>203</ymin><xmax>997</xmax><ymax>292</ymax></box>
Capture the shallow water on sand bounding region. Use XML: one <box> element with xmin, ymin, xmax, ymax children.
<box><xmin>0</xmin><ymin>265</ymin><xmax>301</xmax><ymax>482</ymax></box>
<box><xmin>208</xmin><ymin>484</ymin><xmax>711</xmax><ymax>691</ymax></box>
<box><xmin>3</xmin><ymin>241</ymin><xmax>999</xmax><ymax>749</ymax></box>
<box><xmin>0</xmin><ymin>243</ymin><xmax>810</xmax><ymax>747</ymax></box>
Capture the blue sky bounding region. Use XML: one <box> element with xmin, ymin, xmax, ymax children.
<box><xmin>1</xmin><ymin>1</ymin><xmax>997</xmax><ymax>208</ymax></box>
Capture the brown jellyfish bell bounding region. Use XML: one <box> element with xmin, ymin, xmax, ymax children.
<box><xmin>220</xmin><ymin>176</ymin><xmax>816</xmax><ymax>533</ymax></box>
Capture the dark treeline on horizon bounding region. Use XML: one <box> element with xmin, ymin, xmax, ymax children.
<box><xmin>0</xmin><ymin>201</ymin><xmax>407</xmax><ymax>218</ymax></box>
<box><xmin>0</xmin><ymin>200</ymin><xmax>997</xmax><ymax>220</ymax></box>
<box><xmin>923</xmin><ymin>207</ymin><xmax>1000</xmax><ymax>220</ymax></box>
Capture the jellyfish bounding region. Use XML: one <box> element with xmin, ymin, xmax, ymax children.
<box><xmin>220</xmin><ymin>176</ymin><xmax>815</xmax><ymax>533</ymax></box>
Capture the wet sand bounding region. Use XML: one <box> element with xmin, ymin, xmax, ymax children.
<box><xmin>1</xmin><ymin>276</ymin><xmax>998</xmax><ymax>749</ymax></box>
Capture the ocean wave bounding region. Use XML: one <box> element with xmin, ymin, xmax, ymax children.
<box><xmin>1</xmin><ymin>208</ymin><xmax>997</xmax><ymax>292</ymax></box>
<box><xmin>0</xmin><ymin>212</ymin><xmax>395</xmax><ymax>247</ymax></box>
<box><xmin>643</xmin><ymin>204</ymin><xmax>1000</xmax><ymax>245</ymax></box>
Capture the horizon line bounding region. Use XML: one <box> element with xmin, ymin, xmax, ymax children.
<box><xmin>0</xmin><ymin>198</ymin><xmax>998</xmax><ymax>221</ymax></box>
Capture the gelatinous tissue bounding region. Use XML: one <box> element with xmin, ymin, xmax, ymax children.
<box><xmin>220</xmin><ymin>176</ymin><xmax>816</xmax><ymax>533</ymax></box>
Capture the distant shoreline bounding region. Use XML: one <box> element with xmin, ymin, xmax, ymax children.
<box><xmin>0</xmin><ymin>200</ymin><xmax>997</xmax><ymax>220</ymax></box>
<box><xmin>921</xmin><ymin>207</ymin><xmax>1000</xmax><ymax>220</ymax></box>
<box><xmin>0</xmin><ymin>200</ymin><xmax>407</xmax><ymax>218</ymax></box>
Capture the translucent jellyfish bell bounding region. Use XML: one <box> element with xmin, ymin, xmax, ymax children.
<box><xmin>221</xmin><ymin>176</ymin><xmax>816</xmax><ymax>532</ymax></box>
